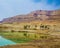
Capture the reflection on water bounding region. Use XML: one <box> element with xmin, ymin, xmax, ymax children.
<box><xmin>0</xmin><ymin>36</ymin><xmax>16</xmax><ymax>46</ymax></box>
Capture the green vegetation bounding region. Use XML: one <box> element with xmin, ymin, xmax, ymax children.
<box><xmin>0</xmin><ymin>32</ymin><xmax>50</xmax><ymax>43</ymax></box>
<box><xmin>0</xmin><ymin>32</ymin><xmax>31</xmax><ymax>43</ymax></box>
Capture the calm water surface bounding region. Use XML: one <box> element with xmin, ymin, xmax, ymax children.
<box><xmin>0</xmin><ymin>36</ymin><xmax>16</xmax><ymax>46</ymax></box>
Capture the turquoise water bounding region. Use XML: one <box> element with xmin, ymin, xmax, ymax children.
<box><xmin>0</xmin><ymin>36</ymin><xmax>16</xmax><ymax>46</ymax></box>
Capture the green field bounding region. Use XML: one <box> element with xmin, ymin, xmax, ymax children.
<box><xmin>0</xmin><ymin>32</ymin><xmax>50</xmax><ymax>43</ymax></box>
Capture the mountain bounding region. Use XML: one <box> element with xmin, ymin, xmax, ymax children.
<box><xmin>1</xmin><ymin>10</ymin><xmax>60</xmax><ymax>23</ymax></box>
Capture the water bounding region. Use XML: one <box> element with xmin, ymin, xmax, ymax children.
<box><xmin>0</xmin><ymin>36</ymin><xmax>16</xmax><ymax>46</ymax></box>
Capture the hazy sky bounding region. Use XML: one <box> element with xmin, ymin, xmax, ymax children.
<box><xmin>0</xmin><ymin>0</ymin><xmax>60</xmax><ymax>21</ymax></box>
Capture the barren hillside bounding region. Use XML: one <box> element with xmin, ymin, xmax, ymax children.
<box><xmin>1</xmin><ymin>10</ymin><xmax>60</xmax><ymax>23</ymax></box>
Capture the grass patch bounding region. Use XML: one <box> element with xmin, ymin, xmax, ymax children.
<box><xmin>0</xmin><ymin>32</ymin><xmax>50</xmax><ymax>43</ymax></box>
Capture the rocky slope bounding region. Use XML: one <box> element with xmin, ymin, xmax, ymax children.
<box><xmin>1</xmin><ymin>10</ymin><xmax>60</xmax><ymax>23</ymax></box>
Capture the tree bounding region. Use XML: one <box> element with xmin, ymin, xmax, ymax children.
<box><xmin>11</xmin><ymin>30</ymin><xmax>15</xmax><ymax>32</ymax></box>
<box><xmin>24</xmin><ymin>25</ymin><xmax>27</xmax><ymax>29</ymax></box>
<box><xmin>45</xmin><ymin>25</ymin><xmax>49</xmax><ymax>30</ymax></box>
<box><xmin>24</xmin><ymin>25</ymin><xmax>30</xmax><ymax>30</ymax></box>
<box><xmin>40</xmin><ymin>24</ymin><xmax>45</xmax><ymax>30</ymax></box>
<box><xmin>23</xmin><ymin>32</ymin><xmax>27</xmax><ymax>37</ymax></box>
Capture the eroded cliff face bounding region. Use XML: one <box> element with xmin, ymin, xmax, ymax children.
<box><xmin>0</xmin><ymin>10</ymin><xmax>60</xmax><ymax>23</ymax></box>
<box><xmin>0</xmin><ymin>10</ymin><xmax>60</xmax><ymax>32</ymax></box>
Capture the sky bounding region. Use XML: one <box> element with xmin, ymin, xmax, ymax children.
<box><xmin>0</xmin><ymin>0</ymin><xmax>60</xmax><ymax>21</ymax></box>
